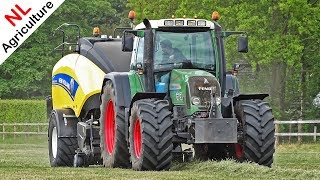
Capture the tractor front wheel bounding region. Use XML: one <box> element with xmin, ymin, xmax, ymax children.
<box><xmin>233</xmin><ymin>100</ymin><xmax>275</xmax><ymax>167</ymax></box>
<box><xmin>129</xmin><ymin>99</ymin><xmax>173</xmax><ymax>171</ymax></box>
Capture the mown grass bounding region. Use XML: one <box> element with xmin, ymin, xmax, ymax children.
<box><xmin>274</xmin><ymin>143</ymin><xmax>320</xmax><ymax>171</ymax></box>
<box><xmin>1</xmin><ymin>138</ymin><xmax>320</xmax><ymax>179</ymax></box>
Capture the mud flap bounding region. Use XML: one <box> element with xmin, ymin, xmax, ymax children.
<box><xmin>194</xmin><ymin>118</ymin><xmax>237</xmax><ymax>143</ymax></box>
<box><xmin>51</xmin><ymin>109</ymin><xmax>78</xmax><ymax>138</ymax></box>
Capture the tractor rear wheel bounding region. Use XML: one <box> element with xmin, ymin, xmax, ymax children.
<box><xmin>129</xmin><ymin>99</ymin><xmax>173</xmax><ymax>171</ymax></box>
<box><xmin>100</xmin><ymin>81</ymin><xmax>130</xmax><ymax>168</ymax></box>
<box><xmin>233</xmin><ymin>100</ymin><xmax>275</xmax><ymax>167</ymax></box>
<box><xmin>48</xmin><ymin>110</ymin><xmax>78</xmax><ymax>167</ymax></box>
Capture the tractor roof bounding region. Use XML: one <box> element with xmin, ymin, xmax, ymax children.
<box><xmin>134</xmin><ymin>19</ymin><xmax>216</xmax><ymax>30</ymax></box>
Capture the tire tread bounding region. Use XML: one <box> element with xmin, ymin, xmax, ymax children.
<box><xmin>130</xmin><ymin>99</ymin><xmax>173</xmax><ymax>171</ymax></box>
<box><xmin>236</xmin><ymin>100</ymin><xmax>275</xmax><ymax>167</ymax></box>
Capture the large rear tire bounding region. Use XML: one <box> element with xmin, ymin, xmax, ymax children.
<box><xmin>48</xmin><ymin>110</ymin><xmax>78</xmax><ymax>167</ymax></box>
<box><xmin>100</xmin><ymin>81</ymin><xmax>130</xmax><ymax>168</ymax></box>
<box><xmin>129</xmin><ymin>99</ymin><xmax>173</xmax><ymax>171</ymax></box>
<box><xmin>234</xmin><ymin>100</ymin><xmax>275</xmax><ymax>167</ymax></box>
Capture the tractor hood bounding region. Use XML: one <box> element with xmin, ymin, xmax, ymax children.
<box><xmin>169</xmin><ymin>69</ymin><xmax>221</xmax><ymax>116</ymax></box>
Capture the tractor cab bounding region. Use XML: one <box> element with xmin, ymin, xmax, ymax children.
<box><xmin>123</xmin><ymin>15</ymin><xmax>248</xmax><ymax>94</ymax></box>
<box><xmin>131</xmin><ymin>20</ymin><xmax>217</xmax><ymax>93</ymax></box>
<box><xmin>123</xmin><ymin>14</ymin><xmax>248</xmax><ymax>117</ymax></box>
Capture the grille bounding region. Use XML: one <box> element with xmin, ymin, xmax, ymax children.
<box><xmin>188</xmin><ymin>76</ymin><xmax>220</xmax><ymax>107</ymax></box>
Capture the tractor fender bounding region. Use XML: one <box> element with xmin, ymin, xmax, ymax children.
<box><xmin>223</xmin><ymin>93</ymin><xmax>269</xmax><ymax>107</ymax></box>
<box><xmin>222</xmin><ymin>94</ymin><xmax>269</xmax><ymax>118</ymax></box>
<box><xmin>221</xmin><ymin>94</ymin><xmax>269</xmax><ymax>107</ymax></box>
<box><xmin>101</xmin><ymin>72</ymin><xmax>131</xmax><ymax>108</ymax></box>
<box><xmin>233</xmin><ymin>94</ymin><xmax>269</xmax><ymax>102</ymax></box>
<box><xmin>50</xmin><ymin>109</ymin><xmax>78</xmax><ymax>138</ymax></box>
<box><xmin>130</xmin><ymin>92</ymin><xmax>167</xmax><ymax>110</ymax></box>
<box><xmin>127</xmin><ymin>92</ymin><xmax>167</xmax><ymax>120</ymax></box>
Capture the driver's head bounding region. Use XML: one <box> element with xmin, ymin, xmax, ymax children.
<box><xmin>160</xmin><ymin>39</ymin><xmax>173</xmax><ymax>54</ymax></box>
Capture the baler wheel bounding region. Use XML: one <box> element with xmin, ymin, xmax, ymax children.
<box><xmin>48</xmin><ymin>110</ymin><xmax>78</xmax><ymax>166</ymax></box>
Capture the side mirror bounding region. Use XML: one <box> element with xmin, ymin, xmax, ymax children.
<box><xmin>122</xmin><ymin>34</ymin><xmax>134</xmax><ymax>52</ymax></box>
<box><xmin>238</xmin><ymin>36</ymin><xmax>248</xmax><ymax>53</ymax></box>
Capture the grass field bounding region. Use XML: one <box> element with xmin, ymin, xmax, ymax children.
<box><xmin>1</xmin><ymin>136</ymin><xmax>320</xmax><ymax>179</ymax></box>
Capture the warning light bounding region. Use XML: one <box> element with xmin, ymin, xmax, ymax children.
<box><xmin>212</xmin><ymin>11</ymin><xmax>220</xmax><ymax>21</ymax></box>
<box><xmin>128</xmin><ymin>10</ymin><xmax>136</xmax><ymax>20</ymax></box>
<box><xmin>93</xmin><ymin>27</ymin><xmax>100</xmax><ymax>37</ymax></box>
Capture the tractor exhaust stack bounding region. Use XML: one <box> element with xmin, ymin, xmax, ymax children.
<box><xmin>143</xmin><ymin>19</ymin><xmax>155</xmax><ymax>92</ymax></box>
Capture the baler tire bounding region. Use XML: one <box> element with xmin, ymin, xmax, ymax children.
<box><xmin>100</xmin><ymin>81</ymin><xmax>130</xmax><ymax>168</ymax></box>
<box><xmin>129</xmin><ymin>99</ymin><xmax>173</xmax><ymax>171</ymax></box>
<box><xmin>48</xmin><ymin>111</ymin><xmax>78</xmax><ymax>167</ymax></box>
<box><xmin>234</xmin><ymin>100</ymin><xmax>275</xmax><ymax>167</ymax></box>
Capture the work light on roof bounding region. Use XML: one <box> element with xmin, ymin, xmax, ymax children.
<box><xmin>175</xmin><ymin>20</ymin><xmax>184</xmax><ymax>26</ymax></box>
<box><xmin>197</xmin><ymin>20</ymin><xmax>206</xmax><ymax>26</ymax></box>
<box><xmin>164</xmin><ymin>20</ymin><xmax>174</xmax><ymax>26</ymax></box>
<box><xmin>187</xmin><ymin>20</ymin><xmax>196</xmax><ymax>26</ymax></box>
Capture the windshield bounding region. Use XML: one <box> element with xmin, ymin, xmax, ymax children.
<box><xmin>154</xmin><ymin>31</ymin><xmax>215</xmax><ymax>71</ymax></box>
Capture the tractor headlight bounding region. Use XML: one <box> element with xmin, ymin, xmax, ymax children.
<box><xmin>191</xmin><ymin>96</ymin><xmax>201</xmax><ymax>105</ymax></box>
<box><xmin>215</xmin><ymin>97</ymin><xmax>221</xmax><ymax>106</ymax></box>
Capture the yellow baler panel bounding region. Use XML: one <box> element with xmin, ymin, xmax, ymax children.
<box><xmin>52</xmin><ymin>54</ymin><xmax>106</xmax><ymax>117</ymax></box>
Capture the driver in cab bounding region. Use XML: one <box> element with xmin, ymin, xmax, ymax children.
<box><xmin>156</xmin><ymin>40</ymin><xmax>187</xmax><ymax>93</ymax></box>
<box><xmin>160</xmin><ymin>39</ymin><xmax>186</xmax><ymax>62</ymax></box>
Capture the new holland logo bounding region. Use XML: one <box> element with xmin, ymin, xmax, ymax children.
<box><xmin>204</xmin><ymin>78</ymin><xmax>209</xmax><ymax>84</ymax></box>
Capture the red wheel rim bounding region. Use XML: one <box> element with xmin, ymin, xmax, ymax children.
<box><xmin>235</xmin><ymin>143</ymin><xmax>243</xmax><ymax>159</ymax></box>
<box><xmin>133</xmin><ymin>118</ymin><xmax>142</xmax><ymax>158</ymax></box>
<box><xmin>105</xmin><ymin>100</ymin><xmax>115</xmax><ymax>155</ymax></box>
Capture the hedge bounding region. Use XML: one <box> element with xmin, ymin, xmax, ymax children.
<box><xmin>0</xmin><ymin>100</ymin><xmax>47</xmax><ymax>123</ymax></box>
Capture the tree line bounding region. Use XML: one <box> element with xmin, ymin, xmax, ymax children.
<box><xmin>0</xmin><ymin>0</ymin><xmax>319</xmax><ymax>120</ymax></box>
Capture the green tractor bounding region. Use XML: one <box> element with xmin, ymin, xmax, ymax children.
<box><xmin>47</xmin><ymin>11</ymin><xmax>275</xmax><ymax>171</ymax></box>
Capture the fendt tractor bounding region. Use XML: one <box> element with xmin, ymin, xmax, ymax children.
<box><xmin>47</xmin><ymin>11</ymin><xmax>275</xmax><ymax>171</ymax></box>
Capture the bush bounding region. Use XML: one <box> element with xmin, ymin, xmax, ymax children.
<box><xmin>0</xmin><ymin>99</ymin><xmax>46</xmax><ymax>123</ymax></box>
